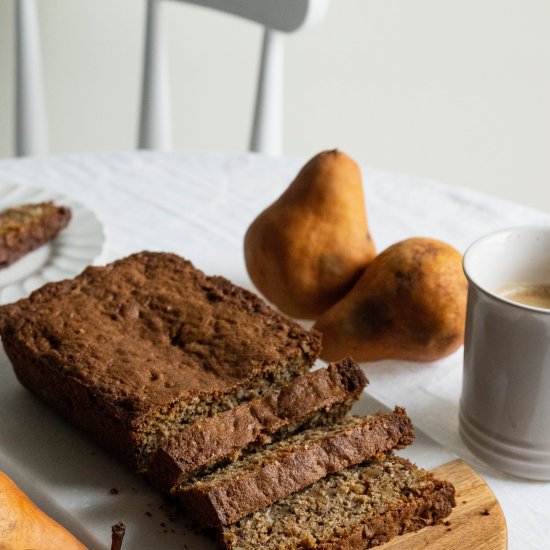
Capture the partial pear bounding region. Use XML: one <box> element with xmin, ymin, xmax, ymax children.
<box><xmin>0</xmin><ymin>471</ymin><xmax>88</xmax><ymax>549</ymax></box>
<box><xmin>244</xmin><ymin>150</ymin><xmax>376</xmax><ymax>319</ymax></box>
<box><xmin>313</xmin><ymin>238</ymin><xmax>467</xmax><ymax>362</ymax></box>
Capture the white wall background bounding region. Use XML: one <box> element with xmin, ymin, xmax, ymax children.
<box><xmin>0</xmin><ymin>0</ymin><xmax>549</xmax><ymax>212</ymax></box>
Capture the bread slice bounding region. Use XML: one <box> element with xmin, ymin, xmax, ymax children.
<box><xmin>178</xmin><ymin>408</ymin><xmax>414</xmax><ymax>528</ymax></box>
<box><xmin>148</xmin><ymin>358</ymin><xmax>368</xmax><ymax>494</ymax></box>
<box><xmin>0</xmin><ymin>201</ymin><xmax>71</xmax><ymax>268</ymax></box>
<box><xmin>220</xmin><ymin>454</ymin><xmax>455</xmax><ymax>549</ymax></box>
<box><xmin>0</xmin><ymin>252</ymin><xmax>321</xmax><ymax>472</ymax></box>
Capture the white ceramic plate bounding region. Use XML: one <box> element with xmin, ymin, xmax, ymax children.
<box><xmin>0</xmin><ymin>183</ymin><xmax>106</xmax><ymax>304</ymax></box>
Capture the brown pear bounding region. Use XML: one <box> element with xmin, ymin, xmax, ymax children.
<box><xmin>244</xmin><ymin>150</ymin><xmax>376</xmax><ymax>319</ymax></box>
<box><xmin>0</xmin><ymin>471</ymin><xmax>88</xmax><ymax>549</ymax></box>
<box><xmin>313</xmin><ymin>238</ymin><xmax>467</xmax><ymax>362</ymax></box>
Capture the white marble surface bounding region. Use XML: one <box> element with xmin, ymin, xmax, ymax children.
<box><xmin>0</xmin><ymin>150</ymin><xmax>548</xmax><ymax>549</ymax></box>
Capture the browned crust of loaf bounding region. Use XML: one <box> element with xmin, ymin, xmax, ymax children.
<box><xmin>180</xmin><ymin>408</ymin><xmax>414</xmax><ymax>527</ymax></box>
<box><xmin>148</xmin><ymin>358</ymin><xmax>368</xmax><ymax>494</ymax></box>
<box><xmin>318</xmin><ymin>479</ymin><xmax>455</xmax><ymax>549</ymax></box>
<box><xmin>0</xmin><ymin>252</ymin><xmax>321</xmax><ymax>471</ymax></box>
<box><xmin>0</xmin><ymin>201</ymin><xmax>71</xmax><ymax>268</ymax></box>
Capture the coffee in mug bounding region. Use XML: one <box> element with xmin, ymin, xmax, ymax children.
<box><xmin>499</xmin><ymin>283</ymin><xmax>550</xmax><ymax>309</ymax></box>
<box><xmin>460</xmin><ymin>225</ymin><xmax>550</xmax><ymax>480</ymax></box>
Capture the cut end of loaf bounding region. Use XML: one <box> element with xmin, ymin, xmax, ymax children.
<box><xmin>137</xmin><ymin>356</ymin><xmax>309</xmax><ymax>473</ymax></box>
<box><xmin>148</xmin><ymin>359</ymin><xmax>368</xmax><ymax>492</ymax></box>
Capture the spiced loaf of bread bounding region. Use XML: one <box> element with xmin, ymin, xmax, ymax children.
<box><xmin>178</xmin><ymin>408</ymin><xmax>414</xmax><ymax>528</ymax></box>
<box><xmin>220</xmin><ymin>454</ymin><xmax>455</xmax><ymax>549</ymax></box>
<box><xmin>149</xmin><ymin>358</ymin><xmax>367</xmax><ymax>494</ymax></box>
<box><xmin>0</xmin><ymin>201</ymin><xmax>71</xmax><ymax>268</ymax></box>
<box><xmin>0</xmin><ymin>252</ymin><xmax>321</xmax><ymax>472</ymax></box>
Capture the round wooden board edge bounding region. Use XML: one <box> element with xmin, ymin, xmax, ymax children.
<box><xmin>377</xmin><ymin>459</ymin><xmax>507</xmax><ymax>549</ymax></box>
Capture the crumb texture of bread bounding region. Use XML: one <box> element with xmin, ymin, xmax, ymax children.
<box><xmin>179</xmin><ymin>408</ymin><xmax>414</xmax><ymax>527</ymax></box>
<box><xmin>0</xmin><ymin>201</ymin><xmax>71</xmax><ymax>268</ymax></box>
<box><xmin>221</xmin><ymin>455</ymin><xmax>455</xmax><ymax>550</ymax></box>
<box><xmin>0</xmin><ymin>252</ymin><xmax>321</xmax><ymax>471</ymax></box>
<box><xmin>148</xmin><ymin>358</ymin><xmax>368</xmax><ymax>494</ymax></box>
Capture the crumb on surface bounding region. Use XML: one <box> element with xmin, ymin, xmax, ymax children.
<box><xmin>110</xmin><ymin>488</ymin><xmax>119</xmax><ymax>495</ymax></box>
<box><xmin>145</xmin><ymin>511</ymin><xmax>152</xmax><ymax>517</ymax></box>
<box><xmin>481</xmin><ymin>509</ymin><xmax>490</xmax><ymax>516</ymax></box>
<box><xmin>159</xmin><ymin>501</ymin><xmax>178</xmax><ymax>522</ymax></box>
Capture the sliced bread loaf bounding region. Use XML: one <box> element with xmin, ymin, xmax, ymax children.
<box><xmin>178</xmin><ymin>408</ymin><xmax>414</xmax><ymax>527</ymax></box>
<box><xmin>0</xmin><ymin>252</ymin><xmax>321</xmax><ymax>472</ymax></box>
<box><xmin>220</xmin><ymin>454</ymin><xmax>455</xmax><ymax>549</ymax></box>
<box><xmin>149</xmin><ymin>358</ymin><xmax>367</xmax><ymax>494</ymax></box>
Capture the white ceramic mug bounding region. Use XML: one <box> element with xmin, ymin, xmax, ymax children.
<box><xmin>459</xmin><ymin>226</ymin><xmax>550</xmax><ymax>480</ymax></box>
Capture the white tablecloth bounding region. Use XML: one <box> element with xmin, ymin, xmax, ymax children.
<box><xmin>0</xmin><ymin>150</ymin><xmax>548</xmax><ymax>549</ymax></box>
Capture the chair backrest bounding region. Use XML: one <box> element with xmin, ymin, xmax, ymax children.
<box><xmin>15</xmin><ymin>0</ymin><xmax>328</xmax><ymax>158</ymax></box>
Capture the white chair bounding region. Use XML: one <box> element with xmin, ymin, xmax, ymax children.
<box><xmin>14</xmin><ymin>0</ymin><xmax>328</xmax><ymax>157</ymax></box>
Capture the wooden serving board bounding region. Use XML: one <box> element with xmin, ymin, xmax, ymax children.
<box><xmin>379</xmin><ymin>459</ymin><xmax>507</xmax><ymax>549</ymax></box>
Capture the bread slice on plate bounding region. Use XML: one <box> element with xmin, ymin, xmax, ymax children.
<box><xmin>149</xmin><ymin>358</ymin><xmax>368</xmax><ymax>494</ymax></box>
<box><xmin>178</xmin><ymin>408</ymin><xmax>414</xmax><ymax>528</ymax></box>
<box><xmin>220</xmin><ymin>454</ymin><xmax>455</xmax><ymax>549</ymax></box>
<box><xmin>0</xmin><ymin>201</ymin><xmax>71</xmax><ymax>268</ymax></box>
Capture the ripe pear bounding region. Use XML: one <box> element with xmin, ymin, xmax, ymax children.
<box><xmin>313</xmin><ymin>238</ymin><xmax>467</xmax><ymax>362</ymax></box>
<box><xmin>244</xmin><ymin>150</ymin><xmax>376</xmax><ymax>319</ymax></box>
<box><xmin>0</xmin><ymin>471</ymin><xmax>88</xmax><ymax>549</ymax></box>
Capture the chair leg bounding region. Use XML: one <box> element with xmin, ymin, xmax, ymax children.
<box><xmin>250</xmin><ymin>26</ymin><xmax>284</xmax><ymax>156</ymax></box>
<box><xmin>138</xmin><ymin>0</ymin><xmax>172</xmax><ymax>150</ymax></box>
<box><xmin>15</xmin><ymin>0</ymin><xmax>47</xmax><ymax>156</ymax></box>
